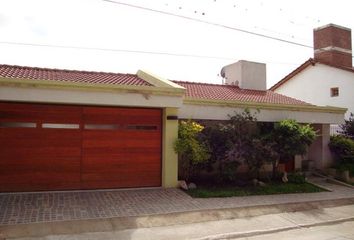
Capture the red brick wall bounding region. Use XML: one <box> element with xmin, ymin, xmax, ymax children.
<box><xmin>314</xmin><ymin>25</ymin><xmax>352</xmax><ymax>67</ymax></box>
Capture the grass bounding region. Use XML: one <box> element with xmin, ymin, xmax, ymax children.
<box><xmin>186</xmin><ymin>182</ymin><xmax>326</xmax><ymax>198</ymax></box>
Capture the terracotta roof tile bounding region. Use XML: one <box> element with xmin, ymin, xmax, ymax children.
<box><xmin>0</xmin><ymin>64</ymin><xmax>151</xmax><ymax>86</ymax></box>
<box><xmin>173</xmin><ymin>81</ymin><xmax>311</xmax><ymax>106</ymax></box>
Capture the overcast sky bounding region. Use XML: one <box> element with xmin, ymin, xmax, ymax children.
<box><xmin>0</xmin><ymin>0</ymin><xmax>353</xmax><ymax>88</ymax></box>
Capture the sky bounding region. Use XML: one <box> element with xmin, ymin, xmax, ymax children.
<box><xmin>0</xmin><ymin>0</ymin><xmax>353</xmax><ymax>88</ymax></box>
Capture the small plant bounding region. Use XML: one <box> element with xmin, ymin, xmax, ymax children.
<box><xmin>174</xmin><ymin>120</ymin><xmax>210</xmax><ymax>181</ymax></box>
<box><xmin>287</xmin><ymin>172</ymin><xmax>306</xmax><ymax>184</ymax></box>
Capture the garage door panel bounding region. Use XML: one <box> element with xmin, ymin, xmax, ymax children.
<box><xmin>0</xmin><ymin>102</ymin><xmax>82</xmax><ymax>123</ymax></box>
<box><xmin>82</xmin><ymin>155</ymin><xmax>160</xmax><ymax>170</ymax></box>
<box><xmin>81</xmin><ymin>179</ymin><xmax>159</xmax><ymax>189</ymax></box>
<box><xmin>1</xmin><ymin>147</ymin><xmax>81</xmax><ymax>156</ymax></box>
<box><xmin>0</xmin><ymin>139</ymin><xmax>64</xmax><ymax>148</ymax></box>
<box><xmin>0</xmin><ymin>170</ymin><xmax>80</xmax><ymax>182</ymax></box>
<box><xmin>0</xmin><ymin>157</ymin><xmax>81</xmax><ymax>170</ymax></box>
<box><xmin>0</xmin><ymin>102</ymin><xmax>162</xmax><ymax>191</ymax></box>
<box><xmin>82</xmin><ymin>171</ymin><xmax>160</xmax><ymax>186</ymax></box>
<box><xmin>83</xmin><ymin>134</ymin><xmax>160</xmax><ymax>149</ymax></box>
<box><xmin>82</xmin><ymin>148</ymin><xmax>160</xmax><ymax>156</ymax></box>
<box><xmin>0</xmin><ymin>181</ymin><xmax>82</xmax><ymax>192</ymax></box>
<box><xmin>83</xmin><ymin>130</ymin><xmax>160</xmax><ymax>139</ymax></box>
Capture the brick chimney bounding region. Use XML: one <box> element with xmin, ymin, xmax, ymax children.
<box><xmin>314</xmin><ymin>24</ymin><xmax>352</xmax><ymax>68</ymax></box>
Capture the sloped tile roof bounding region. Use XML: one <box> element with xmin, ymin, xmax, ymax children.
<box><xmin>0</xmin><ymin>64</ymin><xmax>152</xmax><ymax>86</ymax></box>
<box><xmin>173</xmin><ymin>81</ymin><xmax>311</xmax><ymax>105</ymax></box>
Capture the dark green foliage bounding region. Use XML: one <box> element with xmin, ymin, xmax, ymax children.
<box><xmin>186</xmin><ymin>182</ymin><xmax>325</xmax><ymax>198</ymax></box>
<box><xmin>222</xmin><ymin>108</ymin><xmax>259</xmax><ymax>165</ymax></box>
<box><xmin>335</xmin><ymin>163</ymin><xmax>354</xmax><ymax>176</ymax></box>
<box><xmin>287</xmin><ymin>172</ymin><xmax>306</xmax><ymax>184</ymax></box>
<box><xmin>329</xmin><ymin>135</ymin><xmax>354</xmax><ymax>164</ymax></box>
<box><xmin>267</xmin><ymin>119</ymin><xmax>316</xmax><ymax>178</ymax></box>
<box><xmin>244</xmin><ymin>138</ymin><xmax>278</xmax><ymax>178</ymax></box>
<box><xmin>201</xmin><ymin>109</ymin><xmax>264</xmax><ymax>183</ymax></box>
<box><xmin>200</xmin><ymin>124</ymin><xmax>231</xmax><ymax>176</ymax></box>
<box><xmin>340</xmin><ymin>113</ymin><xmax>354</xmax><ymax>140</ymax></box>
<box><xmin>218</xmin><ymin>162</ymin><xmax>240</xmax><ymax>183</ymax></box>
<box><xmin>271</xmin><ymin>120</ymin><xmax>316</xmax><ymax>160</ymax></box>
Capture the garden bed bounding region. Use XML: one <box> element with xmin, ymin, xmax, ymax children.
<box><xmin>186</xmin><ymin>182</ymin><xmax>326</xmax><ymax>198</ymax></box>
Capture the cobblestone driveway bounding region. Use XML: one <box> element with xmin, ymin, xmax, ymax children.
<box><xmin>1</xmin><ymin>177</ymin><xmax>353</xmax><ymax>225</ymax></box>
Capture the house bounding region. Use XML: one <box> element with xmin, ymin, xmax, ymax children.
<box><xmin>270</xmin><ymin>23</ymin><xmax>354</xmax><ymax>129</ymax></box>
<box><xmin>0</xmin><ymin>61</ymin><xmax>345</xmax><ymax>192</ymax></box>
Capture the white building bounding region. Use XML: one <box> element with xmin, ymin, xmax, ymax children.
<box><xmin>270</xmin><ymin>24</ymin><xmax>354</xmax><ymax>125</ymax></box>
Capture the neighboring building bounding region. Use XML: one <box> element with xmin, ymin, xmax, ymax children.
<box><xmin>270</xmin><ymin>24</ymin><xmax>354</xmax><ymax>122</ymax></box>
<box><xmin>0</xmin><ymin>62</ymin><xmax>345</xmax><ymax>192</ymax></box>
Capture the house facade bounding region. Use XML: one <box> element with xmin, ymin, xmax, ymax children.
<box><xmin>0</xmin><ymin>62</ymin><xmax>346</xmax><ymax>192</ymax></box>
<box><xmin>270</xmin><ymin>24</ymin><xmax>354</xmax><ymax>122</ymax></box>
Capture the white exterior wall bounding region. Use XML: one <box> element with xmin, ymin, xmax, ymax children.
<box><xmin>274</xmin><ymin>64</ymin><xmax>354</xmax><ymax>119</ymax></box>
<box><xmin>179</xmin><ymin>104</ymin><xmax>344</xmax><ymax>124</ymax></box>
<box><xmin>0</xmin><ymin>86</ymin><xmax>183</xmax><ymax>108</ymax></box>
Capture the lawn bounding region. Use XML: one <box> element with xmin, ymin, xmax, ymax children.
<box><xmin>186</xmin><ymin>182</ymin><xmax>326</xmax><ymax>198</ymax></box>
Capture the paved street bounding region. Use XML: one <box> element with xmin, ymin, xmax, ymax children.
<box><xmin>6</xmin><ymin>204</ymin><xmax>354</xmax><ymax>240</ymax></box>
<box><xmin>233</xmin><ymin>221</ymin><xmax>354</xmax><ymax>240</ymax></box>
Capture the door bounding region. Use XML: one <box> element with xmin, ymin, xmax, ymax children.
<box><xmin>0</xmin><ymin>102</ymin><xmax>162</xmax><ymax>192</ymax></box>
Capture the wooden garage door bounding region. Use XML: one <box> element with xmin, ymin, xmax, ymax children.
<box><xmin>0</xmin><ymin>102</ymin><xmax>162</xmax><ymax>192</ymax></box>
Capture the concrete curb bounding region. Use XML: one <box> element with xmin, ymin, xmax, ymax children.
<box><xmin>1</xmin><ymin>198</ymin><xmax>354</xmax><ymax>238</ymax></box>
<box><xmin>327</xmin><ymin>178</ymin><xmax>354</xmax><ymax>189</ymax></box>
<box><xmin>306</xmin><ymin>179</ymin><xmax>333</xmax><ymax>192</ymax></box>
<box><xmin>312</xmin><ymin>172</ymin><xmax>354</xmax><ymax>189</ymax></box>
<box><xmin>194</xmin><ymin>217</ymin><xmax>354</xmax><ymax>240</ymax></box>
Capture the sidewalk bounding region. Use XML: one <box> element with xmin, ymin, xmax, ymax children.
<box><xmin>7</xmin><ymin>204</ymin><xmax>354</xmax><ymax>240</ymax></box>
<box><xmin>1</xmin><ymin>176</ymin><xmax>354</xmax><ymax>238</ymax></box>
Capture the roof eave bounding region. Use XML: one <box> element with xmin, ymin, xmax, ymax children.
<box><xmin>0</xmin><ymin>77</ymin><xmax>185</xmax><ymax>96</ymax></box>
<box><xmin>183</xmin><ymin>97</ymin><xmax>347</xmax><ymax>114</ymax></box>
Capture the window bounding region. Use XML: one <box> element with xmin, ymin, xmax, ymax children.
<box><xmin>126</xmin><ymin>125</ymin><xmax>158</xmax><ymax>130</ymax></box>
<box><xmin>330</xmin><ymin>87</ymin><xmax>339</xmax><ymax>97</ymax></box>
<box><xmin>84</xmin><ymin>124</ymin><xmax>119</xmax><ymax>130</ymax></box>
<box><xmin>42</xmin><ymin>123</ymin><xmax>80</xmax><ymax>129</ymax></box>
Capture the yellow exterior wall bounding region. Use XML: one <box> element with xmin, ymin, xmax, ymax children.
<box><xmin>162</xmin><ymin>107</ymin><xmax>179</xmax><ymax>187</ymax></box>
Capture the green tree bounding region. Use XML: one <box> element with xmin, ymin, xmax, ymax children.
<box><xmin>340</xmin><ymin>113</ymin><xmax>354</xmax><ymax>140</ymax></box>
<box><xmin>268</xmin><ymin>119</ymin><xmax>316</xmax><ymax>178</ymax></box>
<box><xmin>174</xmin><ymin>120</ymin><xmax>210</xmax><ymax>181</ymax></box>
<box><xmin>200</xmin><ymin>124</ymin><xmax>231</xmax><ymax>176</ymax></box>
<box><xmin>245</xmin><ymin>138</ymin><xmax>278</xmax><ymax>179</ymax></box>
<box><xmin>222</xmin><ymin>109</ymin><xmax>261</xmax><ymax>179</ymax></box>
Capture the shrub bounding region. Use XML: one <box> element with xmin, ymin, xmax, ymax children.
<box><xmin>219</xmin><ymin>162</ymin><xmax>240</xmax><ymax>183</ymax></box>
<box><xmin>174</xmin><ymin>120</ymin><xmax>210</xmax><ymax>181</ymax></box>
<box><xmin>287</xmin><ymin>172</ymin><xmax>306</xmax><ymax>184</ymax></box>
<box><xmin>340</xmin><ymin>113</ymin><xmax>354</xmax><ymax>140</ymax></box>
<box><xmin>329</xmin><ymin>135</ymin><xmax>354</xmax><ymax>164</ymax></box>
<box><xmin>200</xmin><ymin>124</ymin><xmax>231</xmax><ymax>175</ymax></box>
<box><xmin>223</xmin><ymin>109</ymin><xmax>259</xmax><ymax>170</ymax></box>
<box><xmin>336</xmin><ymin>163</ymin><xmax>354</xmax><ymax>176</ymax></box>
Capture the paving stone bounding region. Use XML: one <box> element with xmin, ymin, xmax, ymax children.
<box><xmin>0</xmin><ymin>176</ymin><xmax>353</xmax><ymax>225</ymax></box>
